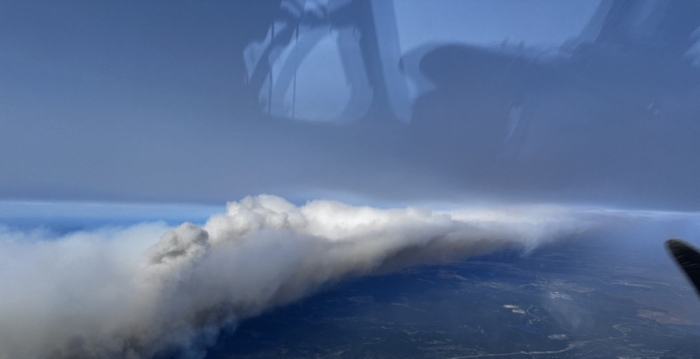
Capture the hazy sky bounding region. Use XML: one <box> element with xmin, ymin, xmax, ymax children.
<box><xmin>1</xmin><ymin>0</ymin><xmax>698</xmax><ymax>210</ymax></box>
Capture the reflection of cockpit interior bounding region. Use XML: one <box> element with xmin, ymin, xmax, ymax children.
<box><xmin>242</xmin><ymin>0</ymin><xmax>700</xmax><ymax>127</ymax></box>
<box><xmin>243</xmin><ymin>0</ymin><xmax>408</xmax><ymax>123</ymax></box>
<box><xmin>234</xmin><ymin>0</ymin><xmax>700</xmax><ymax>205</ymax></box>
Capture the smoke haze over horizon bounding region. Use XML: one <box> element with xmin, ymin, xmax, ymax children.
<box><xmin>3</xmin><ymin>194</ymin><xmax>693</xmax><ymax>359</ymax></box>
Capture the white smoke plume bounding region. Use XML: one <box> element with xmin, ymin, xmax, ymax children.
<box><xmin>0</xmin><ymin>195</ymin><xmax>623</xmax><ymax>358</ymax></box>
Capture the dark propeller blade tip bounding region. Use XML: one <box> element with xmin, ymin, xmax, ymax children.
<box><xmin>666</xmin><ymin>239</ymin><xmax>700</xmax><ymax>296</ymax></box>
<box><xmin>666</xmin><ymin>239</ymin><xmax>700</xmax><ymax>260</ymax></box>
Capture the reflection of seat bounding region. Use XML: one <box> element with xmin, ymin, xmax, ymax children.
<box><xmin>409</xmin><ymin>45</ymin><xmax>534</xmax><ymax>160</ymax></box>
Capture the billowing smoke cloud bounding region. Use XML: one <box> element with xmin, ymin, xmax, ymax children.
<box><xmin>0</xmin><ymin>195</ymin><xmax>669</xmax><ymax>359</ymax></box>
